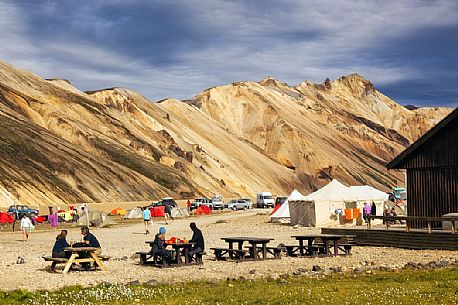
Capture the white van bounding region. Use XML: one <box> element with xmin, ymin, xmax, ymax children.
<box><xmin>256</xmin><ymin>192</ymin><xmax>275</xmax><ymax>208</ymax></box>
<box><xmin>211</xmin><ymin>195</ymin><xmax>224</xmax><ymax>210</ymax></box>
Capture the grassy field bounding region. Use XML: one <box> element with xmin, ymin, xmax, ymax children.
<box><xmin>1</xmin><ymin>268</ymin><xmax>457</xmax><ymax>305</ymax></box>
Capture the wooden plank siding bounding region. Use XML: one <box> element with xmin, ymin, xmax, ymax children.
<box><xmin>407</xmin><ymin>168</ymin><xmax>458</xmax><ymax>228</ymax></box>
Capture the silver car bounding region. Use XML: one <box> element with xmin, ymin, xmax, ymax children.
<box><xmin>225</xmin><ymin>199</ymin><xmax>250</xmax><ymax>211</ymax></box>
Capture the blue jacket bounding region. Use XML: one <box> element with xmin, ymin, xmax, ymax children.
<box><xmin>52</xmin><ymin>237</ymin><xmax>70</xmax><ymax>254</ymax></box>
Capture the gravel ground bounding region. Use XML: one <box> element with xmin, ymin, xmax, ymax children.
<box><xmin>0</xmin><ymin>210</ymin><xmax>456</xmax><ymax>291</ymax></box>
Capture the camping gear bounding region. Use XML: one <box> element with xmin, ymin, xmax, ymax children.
<box><xmin>77</xmin><ymin>210</ymin><xmax>113</xmax><ymax>227</ymax></box>
<box><xmin>110</xmin><ymin>207</ymin><xmax>126</xmax><ymax>216</ymax></box>
<box><xmin>151</xmin><ymin>206</ymin><xmax>165</xmax><ymax>217</ymax></box>
<box><xmin>171</xmin><ymin>207</ymin><xmax>189</xmax><ymax>218</ymax></box>
<box><xmin>194</xmin><ymin>205</ymin><xmax>212</xmax><ymax>215</ymax></box>
<box><xmin>124</xmin><ymin>208</ymin><xmax>143</xmax><ymax>219</ymax></box>
<box><xmin>271</xmin><ymin>190</ymin><xmax>303</xmax><ymax>223</ymax></box>
<box><xmin>0</xmin><ymin>212</ymin><xmax>14</xmax><ymax>223</ymax></box>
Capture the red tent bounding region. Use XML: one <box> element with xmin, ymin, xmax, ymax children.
<box><xmin>271</xmin><ymin>204</ymin><xmax>281</xmax><ymax>215</ymax></box>
<box><xmin>0</xmin><ymin>212</ymin><xmax>15</xmax><ymax>224</ymax></box>
<box><xmin>194</xmin><ymin>205</ymin><xmax>212</xmax><ymax>215</ymax></box>
<box><xmin>150</xmin><ymin>206</ymin><xmax>165</xmax><ymax>217</ymax></box>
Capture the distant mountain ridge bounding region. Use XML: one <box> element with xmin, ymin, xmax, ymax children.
<box><xmin>0</xmin><ymin>60</ymin><xmax>451</xmax><ymax>207</ymax></box>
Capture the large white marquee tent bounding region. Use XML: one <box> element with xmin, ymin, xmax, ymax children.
<box><xmin>271</xmin><ymin>179</ymin><xmax>389</xmax><ymax>226</ymax></box>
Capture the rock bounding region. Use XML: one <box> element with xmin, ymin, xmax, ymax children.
<box><xmin>121</xmin><ymin>256</ymin><xmax>128</xmax><ymax>261</ymax></box>
<box><xmin>278</xmin><ymin>279</ymin><xmax>289</xmax><ymax>285</ymax></box>
<box><xmin>145</xmin><ymin>279</ymin><xmax>158</xmax><ymax>286</ymax></box>
<box><xmin>297</xmin><ymin>268</ymin><xmax>308</xmax><ymax>273</ymax></box>
<box><xmin>130</xmin><ymin>254</ymin><xmax>140</xmax><ymax>260</ymax></box>
<box><xmin>323</xmin><ymin>270</ymin><xmax>332</xmax><ymax>276</ymax></box>
<box><xmin>16</xmin><ymin>257</ymin><xmax>25</xmax><ymax>264</ymax></box>
<box><xmin>330</xmin><ymin>267</ymin><xmax>342</xmax><ymax>272</ymax></box>
<box><xmin>239</xmin><ymin>276</ymin><xmax>247</xmax><ymax>282</ymax></box>
<box><xmin>270</xmin><ymin>274</ymin><xmax>280</xmax><ymax>280</ymax></box>
<box><xmin>366</xmin><ymin>270</ymin><xmax>372</xmax><ymax>274</ymax></box>
<box><xmin>312</xmin><ymin>265</ymin><xmax>322</xmax><ymax>272</ymax></box>
<box><xmin>249</xmin><ymin>269</ymin><xmax>256</xmax><ymax>274</ymax></box>
<box><xmin>292</xmin><ymin>271</ymin><xmax>301</xmax><ymax>276</ymax></box>
<box><xmin>128</xmin><ymin>280</ymin><xmax>140</xmax><ymax>286</ymax></box>
<box><xmin>353</xmin><ymin>267</ymin><xmax>363</xmax><ymax>273</ymax></box>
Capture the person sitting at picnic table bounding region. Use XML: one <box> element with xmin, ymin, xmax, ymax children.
<box><xmin>188</xmin><ymin>222</ymin><xmax>205</xmax><ymax>262</ymax></box>
<box><xmin>152</xmin><ymin>227</ymin><xmax>172</xmax><ymax>263</ymax></box>
<box><xmin>52</xmin><ymin>230</ymin><xmax>71</xmax><ymax>259</ymax></box>
<box><xmin>73</xmin><ymin>226</ymin><xmax>102</xmax><ymax>270</ymax></box>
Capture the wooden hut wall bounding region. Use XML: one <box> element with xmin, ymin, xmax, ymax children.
<box><xmin>407</xmin><ymin>167</ymin><xmax>458</xmax><ymax>228</ymax></box>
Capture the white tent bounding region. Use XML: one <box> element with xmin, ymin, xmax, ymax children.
<box><xmin>349</xmin><ymin>186</ymin><xmax>389</xmax><ymax>201</ymax></box>
<box><xmin>124</xmin><ymin>207</ymin><xmax>143</xmax><ymax>219</ymax></box>
<box><xmin>302</xmin><ymin>179</ymin><xmax>355</xmax><ymax>201</ymax></box>
<box><xmin>271</xmin><ymin>190</ymin><xmax>303</xmax><ymax>222</ymax></box>
<box><xmin>289</xmin><ymin>179</ymin><xmax>354</xmax><ymax>227</ymax></box>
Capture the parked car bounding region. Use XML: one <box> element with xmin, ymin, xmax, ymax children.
<box><xmin>241</xmin><ymin>198</ymin><xmax>253</xmax><ymax>209</ymax></box>
<box><xmin>155</xmin><ymin>197</ymin><xmax>177</xmax><ymax>207</ymax></box>
<box><xmin>191</xmin><ymin>198</ymin><xmax>211</xmax><ymax>210</ymax></box>
<box><xmin>275</xmin><ymin>196</ymin><xmax>288</xmax><ymax>206</ymax></box>
<box><xmin>7</xmin><ymin>205</ymin><xmax>39</xmax><ymax>219</ymax></box>
<box><xmin>211</xmin><ymin>195</ymin><xmax>224</xmax><ymax>210</ymax></box>
<box><xmin>256</xmin><ymin>192</ymin><xmax>275</xmax><ymax>208</ymax></box>
<box><xmin>225</xmin><ymin>199</ymin><xmax>250</xmax><ymax>211</ymax></box>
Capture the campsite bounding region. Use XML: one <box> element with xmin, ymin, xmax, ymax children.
<box><xmin>0</xmin><ymin>203</ymin><xmax>456</xmax><ymax>291</ymax></box>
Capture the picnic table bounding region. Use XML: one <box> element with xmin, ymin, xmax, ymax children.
<box><xmin>140</xmin><ymin>241</ymin><xmax>200</xmax><ymax>266</ymax></box>
<box><xmin>212</xmin><ymin>237</ymin><xmax>279</xmax><ymax>261</ymax></box>
<box><xmin>43</xmin><ymin>247</ymin><xmax>107</xmax><ymax>274</ymax></box>
<box><xmin>289</xmin><ymin>234</ymin><xmax>354</xmax><ymax>257</ymax></box>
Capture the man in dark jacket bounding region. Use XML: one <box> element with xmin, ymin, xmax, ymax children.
<box><xmin>188</xmin><ymin>222</ymin><xmax>204</xmax><ymax>261</ymax></box>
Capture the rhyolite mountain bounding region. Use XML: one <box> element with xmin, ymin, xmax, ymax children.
<box><xmin>0</xmin><ymin>61</ymin><xmax>451</xmax><ymax>207</ymax></box>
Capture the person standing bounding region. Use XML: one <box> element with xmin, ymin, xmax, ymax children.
<box><xmin>188</xmin><ymin>222</ymin><xmax>205</xmax><ymax>262</ymax></box>
<box><xmin>20</xmin><ymin>214</ymin><xmax>32</xmax><ymax>242</ymax></box>
<box><xmin>49</xmin><ymin>211</ymin><xmax>59</xmax><ymax>229</ymax></box>
<box><xmin>187</xmin><ymin>199</ymin><xmax>191</xmax><ymax>212</ymax></box>
<box><xmin>143</xmin><ymin>207</ymin><xmax>152</xmax><ymax>235</ymax></box>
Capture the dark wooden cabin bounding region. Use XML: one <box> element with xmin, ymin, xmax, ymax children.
<box><xmin>387</xmin><ymin>108</ymin><xmax>458</xmax><ymax>228</ymax></box>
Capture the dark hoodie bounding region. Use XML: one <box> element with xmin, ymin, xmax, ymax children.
<box><xmin>189</xmin><ymin>223</ymin><xmax>205</xmax><ymax>250</ymax></box>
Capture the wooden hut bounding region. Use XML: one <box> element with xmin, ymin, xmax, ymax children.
<box><xmin>387</xmin><ymin>108</ymin><xmax>458</xmax><ymax>227</ymax></box>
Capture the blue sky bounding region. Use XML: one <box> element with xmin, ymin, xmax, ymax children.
<box><xmin>1</xmin><ymin>0</ymin><xmax>457</xmax><ymax>106</ymax></box>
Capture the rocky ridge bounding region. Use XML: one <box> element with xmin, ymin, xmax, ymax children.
<box><xmin>0</xmin><ymin>60</ymin><xmax>451</xmax><ymax>206</ymax></box>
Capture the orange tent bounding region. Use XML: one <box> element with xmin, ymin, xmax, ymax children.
<box><xmin>110</xmin><ymin>207</ymin><xmax>126</xmax><ymax>216</ymax></box>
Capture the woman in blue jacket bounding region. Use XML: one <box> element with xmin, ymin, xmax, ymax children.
<box><xmin>52</xmin><ymin>230</ymin><xmax>71</xmax><ymax>258</ymax></box>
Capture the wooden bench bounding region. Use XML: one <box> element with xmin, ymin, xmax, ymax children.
<box><xmin>211</xmin><ymin>247</ymin><xmax>248</xmax><ymax>260</ymax></box>
<box><xmin>245</xmin><ymin>246</ymin><xmax>282</xmax><ymax>259</ymax></box>
<box><xmin>194</xmin><ymin>250</ymin><xmax>206</xmax><ymax>264</ymax></box>
<box><xmin>43</xmin><ymin>255</ymin><xmax>110</xmax><ymax>272</ymax></box>
<box><xmin>136</xmin><ymin>251</ymin><xmax>153</xmax><ymax>265</ymax></box>
<box><xmin>43</xmin><ymin>257</ymin><xmax>68</xmax><ymax>272</ymax></box>
<box><xmin>314</xmin><ymin>236</ymin><xmax>355</xmax><ymax>256</ymax></box>
<box><xmin>283</xmin><ymin>245</ymin><xmax>307</xmax><ymax>256</ymax></box>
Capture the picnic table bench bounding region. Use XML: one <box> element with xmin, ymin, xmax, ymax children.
<box><xmin>314</xmin><ymin>235</ymin><xmax>356</xmax><ymax>256</ymax></box>
<box><xmin>214</xmin><ymin>237</ymin><xmax>276</xmax><ymax>261</ymax></box>
<box><xmin>211</xmin><ymin>247</ymin><xmax>248</xmax><ymax>260</ymax></box>
<box><xmin>245</xmin><ymin>246</ymin><xmax>282</xmax><ymax>259</ymax></box>
<box><xmin>43</xmin><ymin>247</ymin><xmax>110</xmax><ymax>274</ymax></box>
<box><xmin>288</xmin><ymin>234</ymin><xmax>355</xmax><ymax>257</ymax></box>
